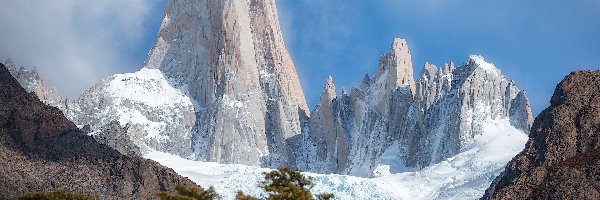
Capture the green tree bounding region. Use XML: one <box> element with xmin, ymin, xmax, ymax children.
<box><xmin>260</xmin><ymin>167</ymin><xmax>334</xmax><ymax>200</ymax></box>
<box><xmin>236</xmin><ymin>191</ymin><xmax>259</xmax><ymax>200</ymax></box>
<box><xmin>158</xmin><ymin>185</ymin><xmax>220</xmax><ymax>200</ymax></box>
<box><xmin>18</xmin><ymin>190</ymin><xmax>91</xmax><ymax>200</ymax></box>
<box><xmin>316</xmin><ymin>193</ymin><xmax>334</xmax><ymax>200</ymax></box>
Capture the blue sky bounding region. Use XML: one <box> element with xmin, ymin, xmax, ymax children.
<box><xmin>1</xmin><ymin>1</ymin><xmax>599</xmax><ymax>116</ymax></box>
<box><xmin>276</xmin><ymin>0</ymin><xmax>600</xmax><ymax>115</ymax></box>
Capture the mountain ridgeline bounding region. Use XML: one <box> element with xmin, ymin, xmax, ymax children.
<box><xmin>0</xmin><ymin>63</ymin><xmax>197</xmax><ymax>199</ymax></box>
<box><xmin>293</xmin><ymin>40</ymin><xmax>533</xmax><ymax>176</ymax></box>
<box><xmin>6</xmin><ymin>0</ymin><xmax>533</xmax><ymax>177</ymax></box>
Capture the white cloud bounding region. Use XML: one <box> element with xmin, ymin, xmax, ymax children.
<box><xmin>0</xmin><ymin>0</ymin><xmax>163</xmax><ymax>98</ymax></box>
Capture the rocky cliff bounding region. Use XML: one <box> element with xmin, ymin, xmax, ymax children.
<box><xmin>482</xmin><ymin>70</ymin><xmax>600</xmax><ymax>199</ymax></box>
<box><xmin>147</xmin><ymin>0</ymin><xmax>309</xmax><ymax>167</ymax></box>
<box><xmin>0</xmin><ymin>63</ymin><xmax>197</xmax><ymax>199</ymax></box>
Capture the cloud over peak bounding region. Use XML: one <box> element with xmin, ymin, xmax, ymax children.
<box><xmin>0</xmin><ymin>0</ymin><xmax>164</xmax><ymax>98</ymax></box>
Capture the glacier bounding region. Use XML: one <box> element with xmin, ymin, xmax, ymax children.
<box><xmin>146</xmin><ymin>118</ymin><xmax>528</xmax><ymax>200</ymax></box>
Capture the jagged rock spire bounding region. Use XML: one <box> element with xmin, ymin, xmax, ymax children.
<box><xmin>4</xmin><ymin>58</ymin><xmax>16</xmax><ymax>72</ymax></box>
<box><xmin>509</xmin><ymin>91</ymin><xmax>534</xmax><ymax>131</ymax></box>
<box><xmin>322</xmin><ymin>76</ymin><xmax>337</xmax><ymax>101</ymax></box>
<box><xmin>141</xmin><ymin>0</ymin><xmax>309</xmax><ymax>167</ymax></box>
<box><xmin>375</xmin><ymin>38</ymin><xmax>416</xmax><ymax>96</ymax></box>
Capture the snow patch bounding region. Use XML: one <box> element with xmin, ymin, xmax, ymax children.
<box><xmin>106</xmin><ymin>68</ymin><xmax>193</xmax><ymax>108</ymax></box>
<box><xmin>469</xmin><ymin>55</ymin><xmax>500</xmax><ymax>75</ymax></box>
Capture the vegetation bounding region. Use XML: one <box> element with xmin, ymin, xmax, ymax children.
<box><xmin>17</xmin><ymin>190</ymin><xmax>91</xmax><ymax>200</ymax></box>
<box><xmin>236</xmin><ymin>191</ymin><xmax>259</xmax><ymax>200</ymax></box>
<box><xmin>159</xmin><ymin>168</ymin><xmax>334</xmax><ymax>200</ymax></box>
<box><xmin>258</xmin><ymin>167</ymin><xmax>334</xmax><ymax>200</ymax></box>
<box><xmin>158</xmin><ymin>185</ymin><xmax>220</xmax><ymax>200</ymax></box>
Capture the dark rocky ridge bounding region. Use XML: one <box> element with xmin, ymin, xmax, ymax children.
<box><xmin>483</xmin><ymin>70</ymin><xmax>600</xmax><ymax>199</ymax></box>
<box><xmin>0</xmin><ymin>63</ymin><xmax>197</xmax><ymax>199</ymax></box>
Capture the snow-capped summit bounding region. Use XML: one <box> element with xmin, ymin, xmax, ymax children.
<box><xmin>465</xmin><ymin>55</ymin><xmax>501</xmax><ymax>75</ymax></box>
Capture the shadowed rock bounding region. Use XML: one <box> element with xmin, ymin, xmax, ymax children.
<box><xmin>483</xmin><ymin>70</ymin><xmax>600</xmax><ymax>199</ymax></box>
<box><xmin>0</xmin><ymin>63</ymin><xmax>197</xmax><ymax>199</ymax></box>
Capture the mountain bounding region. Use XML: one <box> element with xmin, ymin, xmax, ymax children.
<box><xmin>52</xmin><ymin>0</ymin><xmax>308</xmax><ymax>168</ymax></box>
<box><xmin>294</xmin><ymin>39</ymin><xmax>533</xmax><ymax>176</ymax></box>
<box><xmin>0</xmin><ymin>63</ymin><xmax>197</xmax><ymax>199</ymax></box>
<box><xmin>8</xmin><ymin>0</ymin><xmax>532</xmax><ymax>178</ymax></box>
<box><xmin>482</xmin><ymin>70</ymin><xmax>600</xmax><ymax>199</ymax></box>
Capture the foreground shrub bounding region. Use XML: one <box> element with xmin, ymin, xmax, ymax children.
<box><xmin>161</xmin><ymin>168</ymin><xmax>333</xmax><ymax>200</ymax></box>
<box><xmin>18</xmin><ymin>190</ymin><xmax>91</xmax><ymax>200</ymax></box>
<box><xmin>260</xmin><ymin>167</ymin><xmax>334</xmax><ymax>200</ymax></box>
<box><xmin>158</xmin><ymin>185</ymin><xmax>220</xmax><ymax>200</ymax></box>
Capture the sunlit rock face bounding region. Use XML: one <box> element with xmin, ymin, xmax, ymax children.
<box><xmin>143</xmin><ymin>0</ymin><xmax>309</xmax><ymax>167</ymax></box>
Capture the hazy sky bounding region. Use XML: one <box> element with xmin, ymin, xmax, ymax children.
<box><xmin>1</xmin><ymin>0</ymin><xmax>599</xmax><ymax>116</ymax></box>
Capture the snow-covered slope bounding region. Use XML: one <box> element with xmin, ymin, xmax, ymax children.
<box><xmin>68</xmin><ymin>68</ymin><xmax>196</xmax><ymax>157</ymax></box>
<box><xmin>146</xmin><ymin>118</ymin><xmax>527</xmax><ymax>200</ymax></box>
<box><xmin>374</xmin><ymin>119</ymin><xmax>528</xmax><ymax>199</ymax></box>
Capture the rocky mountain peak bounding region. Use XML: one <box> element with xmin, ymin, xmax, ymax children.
<box><xmin>4</xmin><ymin>58</ymin><xmax>16</xmax><ymax>71</ymax></box>
<box><xmin>359</xmin><ymin>73</ymin><xmax>371</xmax><ymax>90</ymax></box>
<box><xmin>144</xmin><ymin>0</ymin><xmax>307</xmax><ymax>111</ymax></box>
<box><xmin>443</xmin><ymin>62</ymin><xmax>456</xmax><ymax>75</ymax></box>
<box><xmin>341</xmin><ymin>87</ymin><xmax>348</xmax><ymax>96</ymax></box>
<box><xmin>321</xmin><ymin>76</ymin><xmax>337</xmax><ymax>101</ymax></box>
<box><xmin>509</xmin><ymin>90</ymin><xmax>534</xmax><ymax>131</ymax></box>
<box><xmin>375</xmin><ymin>38</ymin><xmax>416</xmax><ymax>96</ymax></box>
<box><xmin>465</xmin><ymin>55</ymin><xmax>501</xmax><ymax>75</ymax></box>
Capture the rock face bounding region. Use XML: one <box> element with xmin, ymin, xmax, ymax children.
<box><xmin>295</xmin><ymin>40</ymin><xmax>533</xmax><ymax>176</ymax></box>
<box><xmin>483</xmin><ymin>71</ymin><xmax>600</xmax><ymax>199</ymax></box>
<box><xmin>0</xmin><ymin>63</ymin><xmax>197</xmax><ymax>199</ymax></box>
<box><xmin>146</xmin><ymin>0</ymin><xmax>308</xmax><ymax>167</ymax></box>
<box><xmin>92</xmin><ymin>121</ymin><xmax>143</xmax><ymax>157</ymax></box>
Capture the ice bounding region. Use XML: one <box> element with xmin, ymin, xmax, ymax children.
<box><xmin>145</xmin><ymin>119</ymin><xmax>527</xmax><ymax>200</ymax></box>
<box><xmin>107</xmin><ymin>68</ymin><xmax>193</xmax><ymax>108</ymax></box>
<box><xmin>469</xmin><ymin>55</ymin><xmax>500</xmax><ymax>75</ymax></box>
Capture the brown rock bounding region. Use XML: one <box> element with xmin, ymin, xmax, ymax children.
<box><xmin>0</xmin><ymin>63</ymin><xmax>197</xmax><ymax>199</ymax></box>
<box><xmin>482</xmin><ymin>70</ymin><xmax>600</xmax><ymax>199</ymax></box>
